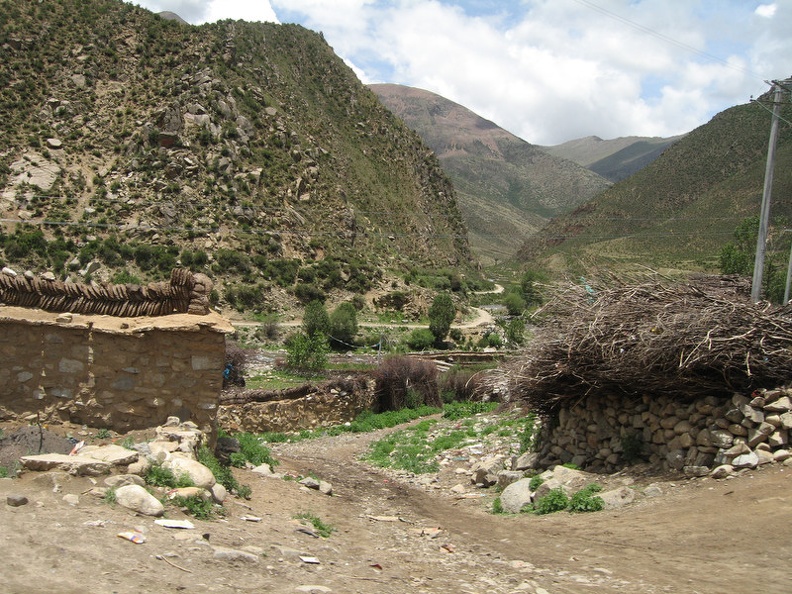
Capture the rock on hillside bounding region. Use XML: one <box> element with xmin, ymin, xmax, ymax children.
<box><xmin>0</xmin><ymin>1</ymin><xmax>473</xmax><ymax>312</ymax></box>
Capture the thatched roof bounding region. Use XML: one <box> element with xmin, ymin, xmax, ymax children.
<box><xmin>500</xmin><ymin>275</ymin><xmax>792</xmax><ymax>412</ymax></box>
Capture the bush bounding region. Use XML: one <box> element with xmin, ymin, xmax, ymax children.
<box><xmin>532</xmin><ymin>487</ymin><xmax>569</xmax><ymax>515</ymax></box>
<box><xmin>503</xmin><ymin>292</ymin><xmax>526</xmax><ymax>316</ymax></box>
<box><xmin>406</xmin><ymin>328</ymin><xmax>435</xmax><ymax>350</ymax></box>
<box><xmin>294</xmin><ymin>282</ymin><xmax>326</xmax><ymax>304</ymax></box>
<box><xmin>374</xmin><ymin>356</ymin><xmax>441</xmax><ymax>411</ymax></box>
<box><xmin>438</xmin><ymin>367</ymin><xmax>485</xmax><ymax>402</ymax></box>
<box><xmin>568</xmin><ymin>484</ymin><xmax>604</xmax><ymax>513</ymax></box>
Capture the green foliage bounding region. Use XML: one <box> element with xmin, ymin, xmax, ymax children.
<box><xmin>285</xmin><ymin>331</ymin><xmax>328</xmax><ymax>372</ymax></box>
<box><xmin>303</xmin><ymin>300</ymin><xmax>330</xmax><ymax>337</ymax></box>
<box><xmin>406</xmin><ymin>328</ymin><xmax>435</xmax><ymax>350</ymax></box>
<box><xmin>103</xmin><ymin>487</ymin><xmax>117</xmax><ymax>505</ymax></box>
<box><xmin>518</xmin><ymin>412</ymin><xmax>537</xmax><ymax>453</ymax></box>
<box><xmin>230</xmin><ymin>432</ymin><xmax>279</xmax><ymax>468</ymax></box>
<box><xmin>503</xmin><ymin>292</ymin><xmax>526</xmax><ymax>316</ymax></box>
<box><xmin>294</xmin><ymin>282</ymin><xmax>326</xmax><ymax>304</ymax></box>
<box><xmin>0</xmin><ymin>466</ymin><xmax>8</xmax><ymax>478</ymax></box>
<box><xmin>329</xmin><ymin>301</ymin><xmax>358</xmax><ymax>347</ymax></box>
<box><xmin>293</xmin><ymin>512</ymin><xmax>335</xmax><ymax>538</ymax></box>
<box><xmin>197</xmin><ymin>445</ymin><xmax>250</xmax><ymax>499</ymax></box>
<box><xmin>568</xmin><ymin>484</ymin><xmax>604</xmax><ymax>513</ymax></box>
<box><xmin>519</xmin><ymin>270</ymin><xmax>545</xmax><ymax>307</ymax></box>
<box><xmin>96</xmin><ymin>428</ymin><xmax>111</xmax><ymax>439</ymax></box>
<box><xmin>532</xmin><ymin>487</ymin><xmax>569</xmax><ymax>515</ymax></box>
<box><xmin>171</xmin><ymin>494</ymin><xmax>216</xmax><ymax>520</ymax></box>
<box><xmin>491</xmin><ymin>496</ymin><xmax>505</xmax><ymax>514</ymax></box>
<box><xmin>145</xmin><ymin>465</ymin><xmax>194</xmax><ymax>489</ymax></box>
<box><xmin>505</xmin><ymin>318</ymin><xmax>526</xmax><ymax>345</ymax></box>
<box><xmin>428</xmin><ymin>292</ymin><xmax>455</xmax><ymax>345</ymax></box>
<box><xmin>528</xmin><ymin>476</ymin><xmax>544</xmax><ymax>491</ymax></box>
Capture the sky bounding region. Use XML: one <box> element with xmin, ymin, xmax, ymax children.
<box><xmin>129</xmin><ymin>0</ymin><xmax>792</xmax><ymax>145</ymax></box>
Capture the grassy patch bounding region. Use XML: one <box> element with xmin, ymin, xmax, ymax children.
<box><xmin>568</xmin><ymin>484</ymin><xmax>604</xmax><ymax>513</ymax></box>
<box><xmin>171</xmin><ymin>495</ymin><xmax>217</xmax><ymax>520</ymax></box>
<box><xmin>145</xmin><ymin>465</ymin><xmax>194</xmax><ymax>489</ymax></box>
<box><xmin>441</xmin><ymin>400</ymin><xmax>498</xmax><ymax>420</ymax></box>
<box><xmin>294</xmin><ymin>512</ymin><xmax>335</xmax><ymax>538</ymax></box>
<box><xmin>197</xmin><ymin>446</ymin><xmax>252</xmax><ymax>500</ymax></box>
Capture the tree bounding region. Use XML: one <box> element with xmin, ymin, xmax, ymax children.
<box><xmin>302</xmin><ymin>300</ymin><xmax>330</xmax><ymax>337</ymax></box>
<box><xmin>503</xmin><ymin>292</ymin><xmax>526</xmax><ymax>316</ymax></box>
<box><xmin>519</xmin><ymin>270</ymin><xmax>545</xmax><ymax>307</ymax></box>
<box><xmin>285</xmin><ymin>331</ymin><xmax>328</xmax><ymax>372</ymax></box>
<box><xmin>428</xmin><ymin>293</ymin><xmax>455</xmax><ymax>346</ymax></box>
<box><xmin>329</xmin><ymin>302</ymin><xmax>358</xmax><ymax>348</ymax></box>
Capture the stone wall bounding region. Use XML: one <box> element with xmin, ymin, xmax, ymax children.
<box><xmin>0</xmin><ymin>306</ymin><xmax>233</xmax><ymax>436</ymax></box>
<box><xmin>219</xmin><ymin>377</ymin><xmax>376</xmax><ymax>434</ymax></box>
<box><xmin>536</xmin><ymin>388</ymin><xmax>792</xmax><ymax>475</ymax></box>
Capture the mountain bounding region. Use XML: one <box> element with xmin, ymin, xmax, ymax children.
<box><xmin>518</xmin><ymin>93</ymin><xmax>792</xmax><ymax>276</ymax></box>
<box><xmin>0</xmin><ymin>1</ymin><xmax>473</xmax><ymax>314</ymax></box>
<box><xmin>370</xmin><ymin>84</ymin><xmax>611</xmax><ymax>265</ymax></box>
<box><xmin>541</xmin><ymin>135</ymin><xmax>684</xmax><ymax>182</ymax></box>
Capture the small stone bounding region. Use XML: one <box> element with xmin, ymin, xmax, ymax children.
<box><xmin>599</xmin><ymin>487</ymin><xmax>635</xmax><ymax>509</ymax></box>
<box><xmin>299</xmin><ymin>477</ymin><xmax>321</xmax><ymax>490</ymax></box>
<box><xmin>212</xmin><ymin>546</ymin><xmax>260</xmax><ymax>563</ymax></box>
<box><xmin>732</xmin><ymin>451</ymin><xmax>759</xmax><ymax>469</ymax></box>
<box><xmin>318</xmin><ymin>481</ymin><xmax>333</xmax><ymax>496</ymax></box>
<box><xmin>773</xmin><ymin>449</ymin><xmax>791</xmax><ymax>462</ymax></box>
<box><xmin>6</xmin><ymin>494</ymin><xmax>29</xmax><ymax>507</ymax></box>
<box><xmin>756</xmin><ymin>449</ymin><xmax>775</xmax><ymax>466</ymax></box>
<box><xmin>210</xmin><ymin>483</ymin><xmax>227</xmax><ymax>503</ymax></box>
<box><xmin>115</xmin><ymin>484</ymin><xmax>165</xmax><ymax>517</ymax></box>
<box><xmin>710</xmin><ymin>464</ymin><xmax>734</xmax><ymax>479</ymax></box>
<box><xmin>764</xmin><ymin>396</ymin><xmax>792</xmax><ymax>413</ymax></box>
<box><xmin>62</xmin><ymin>493</ymin><xmax>79</xmax><ymax>506</ymax></box>
<box><xmin>683</xmin><ymin>465</ymin><xmax>709</xmax><ymax>477</ymax></box>
<box><xmin>450</xmin><ymin>484</ymin><xmax>466</xmax><ymax>494</ymax></box>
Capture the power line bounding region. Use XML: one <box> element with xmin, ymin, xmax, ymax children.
<box><xmin>570</xmin><ymin>0</ymin><xmax>763</xmax><ymax>81</ymax></box>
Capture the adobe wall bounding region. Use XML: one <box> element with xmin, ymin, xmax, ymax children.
<box><xmin>0</xmin><ymin>306</ymin><xmax>233</xmax><ymax>436</ymax></box>
<box><xmin>535</xmin><ymin>389</ymin><xmax>792</xmax><ymax>474</ymax></box>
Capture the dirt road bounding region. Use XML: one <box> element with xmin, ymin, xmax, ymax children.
<box><xmin>2</xmin><ymin>417</ymin><xmax>791</xmax><ymax>594</ymax></box>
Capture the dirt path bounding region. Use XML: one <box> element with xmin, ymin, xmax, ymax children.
<box><xmin>2</xmin><ymin>422</ymin><xmax>791</xmax><ymax>593</ymax></box>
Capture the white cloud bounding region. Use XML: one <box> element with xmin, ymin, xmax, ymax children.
<box><xmin>755</xmin><ymin>4</ymin><xmax>777</xmax><ymax>18</ymax></box>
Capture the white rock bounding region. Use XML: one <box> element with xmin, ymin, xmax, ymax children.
<box><xmin>710</xmin><ymin>464</ymin><xmax>735</xmax><ymax>479</ymax></box>
<box><xmin>732</xmin><ymin>451</ymin><xmax>759</xmax><ymax>469</ymax></box>
<box><xmin>115</xmin><ymin>484</ymin><xmax>165</xmax><ymax>517</ymax></box>
<box><xmin>210</xmin><ymin>482</ymin><xmax>227</xmax><ymax>503</ymax></box>
<box><xmin>599</xmin><ymin>487</ymin><xmax>635</xmax><ymax>509</ymax></box>
<box><xmin>499</xmin><ymin>478</ymin><xmax>534</xmax><ymax>513</ymax></box>
<box><xmin>79</xmin><ymin>444</ymin><xmax>139</xmax><ymax>466</ymax></box>
<box><xmin>163</xmin><ymin>454</ymin><xmax>216</xmax><ymax>489</ymax></box>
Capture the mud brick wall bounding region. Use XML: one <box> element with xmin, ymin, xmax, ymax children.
<box><xmin>0</xmin><ymin>307</ymin><xmax>232</xmax><ymax>435</ymax></box>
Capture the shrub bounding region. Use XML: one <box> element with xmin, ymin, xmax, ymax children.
<box><xmin>438</xmin><ymin>367</ymin><xmax>485</xmax><ymax>401</ymax></box>
<box><xmin>529</xmin><ymin>475</ymin><xmax>544</xmax><ymax>491</ymax></box>
<box><xmin>568</xmin><ymin>484</ymin><xmax>604</xmax><ymax>513</ymax></box>
<box><xmin>294</xmin><ymin>282</ymin><xmax>326</xmax><ymax>304</ymax></box>
<box><xmin>532</xmin><ymin>487</ymin><xmax>569</xmax><ymax>515</ymax></box>
<box><xmin>373</xmin><ymin>356</ymin><xmax>440</xmax><ymax>411</ymax></box>
<box><xmin>406</xmin><ymin>328</ymin><xmax>434</xmax><ymax>351</ymax></box>
<box><xmin>503</xmin><ymin>292</ymin><xmax>526</xmax><ymax>316</ymax></box>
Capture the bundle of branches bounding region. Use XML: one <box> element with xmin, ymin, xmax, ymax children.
<box><xmin>503</xmin><ymin>274</ymin><xmax>792</xmax><ymax>412</ymax></box>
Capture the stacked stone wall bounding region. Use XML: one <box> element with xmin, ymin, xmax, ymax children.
<box><xmin>219</xmin><ymin>377</ymin><xmax>376</xmax><ymax>434</ymax></box>
<box><xmin>0</xmin><ymin>311</ymin><xmax>230</xmax><ymax>436</ymax></box>
<box><xmin>538</xmin><ymin>389</ymin><xmax>792</xmax><ymax>474</ymax></box>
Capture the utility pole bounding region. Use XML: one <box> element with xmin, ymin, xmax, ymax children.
<box><xmin>751</xmin><ymin>81</ymin><xmax>786</xmax><ymax>302</ymax></box>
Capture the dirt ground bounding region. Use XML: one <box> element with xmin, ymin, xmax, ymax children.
<box><xmin>1</xmin><ymin>421</ymin><xmax>791</xmax><ymax>594</ymax></box>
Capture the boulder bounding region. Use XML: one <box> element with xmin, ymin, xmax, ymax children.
<box><xmin>732</xmin><ymin>451</ymin><xmax>759</xmax><ymax>469</ymax></box>
<box><xmin>20</xmin><ymin>454</ymin><xmax>111</xmax><ymax>476</ymax></box>
<box><xmin>79</xmin><ymin>445</ymin><xmax>139</xmax><ymax>466</ymax></box>
<box><xmin>163</xmin><ymin>454</ymin><xmax>216</xmax><ymax>489</ymax></box>
<box><xmin>710</xmin><ymin>464</ymin><xmax>734</xmax><ymax>479</ymax></box>
<box><xmin>104</xmin><ymin>474</ymin><xmax>145</xmax><ymax>488</ymax></box>
<box><xmin>599</xmin><ymin>486</ymin><xmax>635</xmax><ymax>509</ymax></box>
<box><xmin>499</xmin><ymin>478</ymin><xmax>534</xmax><ymax>514</ymax></box>
<box><xmin>471</xmin><ymin>456</ymin><xmax>503</xmax><ymax>487</ymax></box>
<box><xmin>497</xmin><ymin>470</ymin><xmax>524</xmax><ymax>490</ymax></box>
<box><xmin>512</xmin><ymin>452</ymin><xmax>540</xmax><ymax>471</ymax></box>
<box><xmin>114</xmin><ymin>484</ymin><xmax>164</xmax><ymax>516</ymax></box>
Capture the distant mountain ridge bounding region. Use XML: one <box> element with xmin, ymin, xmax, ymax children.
<box><xmin>541</xmin><ymin>135</ymin><xmax>684</xmax><ymax>182</ymax></box>
<box><xmin>370</xmin><ymin>84</ymin><xmax>611</xmax><ymax>265</ymax></box>
<box><xmin>518</xmin><ymin>93</ymin><xmax>792</xmax><ymax>275</ymax></box>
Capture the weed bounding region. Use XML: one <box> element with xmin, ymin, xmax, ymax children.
<box><xmin>528</xmin><ymin>476</ymin><xmax>544</xmax><ymax>491</ymax></box>
<box><xmin>0</xmin><ymin>466</ymin><xmax>9</xmax><ymax>478</ymax></box>
<box><xmin>531</xmin><ymin>488</ymin><xmax>569</xmax><ymax>515</ymax></box>
<box><xmin>294</xmin><ymin>512</ymin><xmax>335</xmax><ymax>538</ymax></box>
<box><xmin>103</xmin><ymin>487</ymin><xmax>117</xmax><ymax>505</ymax></box>
<box><xmin>171</xmin><ymin>495</ymin><xmax>216</xmax><ymax>520</ymax></box>
<box><xmin>561</xmin><ymin>462</ymin><xmax>580</xmax><ymax>470</ymax></box>
<box><xmin>197</xmin><ymin>446</ymin><xmax>251</xmax><ymax>499</ymax></box>
<box><xmin>231</xmin><ymin>432</ymin><xmax>279</xmax><ymax>468</ymax></box>
<box><xmin>119</xmin><ymin>436</ymin><xmax>135</xmax><ymax>450</ymax></box>
<box><xmin>568</xmin><ymin>484</ymin><xmax>604</xmax><ymax>513</ymax></box>
<box><xmin>145</xmin><ymin>465</ymin><xmax>193</xmax><ymax>489</ymax></box>
<box><xmin>96</xmin><ymin>428</ymin><xmax>111</xmax><ymax>439</ymax></box>
<box><xmin>491</xmin><ymin>497</ymin><xmax>506</xmax><ymax>514</ymax></box>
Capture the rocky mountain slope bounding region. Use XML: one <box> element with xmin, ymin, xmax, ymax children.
<box><xmin>519</xmin><ymin>92</ymin><xmax>792</xmax><ymax>276</ymax></box>
<box><xmin>370</xmin><ymin>84</ymin><xmax>611</xmax><ymax>265</ymax></box>
<box><xmin>541</xmin><ymin>134</ymin><xmax>684</xmax><ymax>182</ymax></box>
<box><xmin>0</xmin><ymin>1</ymin><xmax>473</xmax><ymax>313</ymax></box>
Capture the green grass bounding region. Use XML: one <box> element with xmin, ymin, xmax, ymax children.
<box><xmin>197</xmin><ymin>446</ymin><xmax>251</xmax><ymax>499</ymax></box>
<box><xmin>442</xmin><ymin>400</ymin><xmax>498</xmax><ymax>420</ymax></box>
<box><xmin>294</xmin><ymin>512</ymin><xmax>335</xmax><ymax>538</ymax></box>
<box><xmin>246</xmin><ymin>369</ymin><xmax>326</xmax><ymax>390</ymax></box>
<box><xmin>145</xmin><ymin>465</ymin><xmax>194</xmax><ymax>489</ymax></box>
